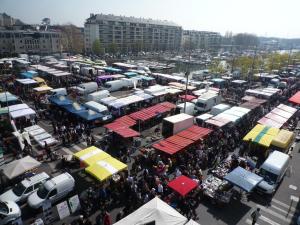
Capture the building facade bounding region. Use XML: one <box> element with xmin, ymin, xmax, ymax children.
<box><xmin>182</xmin><ymin>30</ymin><xmax>222</xmax><ymax>50</ymax></box>
<box><xmin>0</xmin><ymin>29</ymin><xmax>61</xmax><ymax>55</ymax></box>
<box><xmin>84</xmin><ymin>14</ymin><xmax>182</xmax><ymax>53</ymax></box>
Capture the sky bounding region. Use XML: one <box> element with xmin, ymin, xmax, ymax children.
<box><xmin>1</xmin><ymin>0</ymin><xmax>300</xmax><ymax>38</ymax></box>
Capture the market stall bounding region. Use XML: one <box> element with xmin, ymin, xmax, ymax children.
<box><xmin>289</xmin><ymin>91</ymin><xmax>300</xmax><ymax>105</ymax></box>
<box><xmin>2</xmin><ymin>156</ymin><xmax>41</xmax><ymax>180</ymax></box>
<box><xmin>73</xmin><ymin>146</ymin><xmax>111</xmax><ymax>167</ymax></box>
<box><xmin>85</xmin><ymin>157</ymin><xmax>127</xmax><ymax>182</ymax></box>
<box><xmin>167</xmin><ymin>175</ymin><xmax>198</xmax><ymax>197</ymax></box>
<box><xmin>224</xmin><ymin>166</ymin><xmax>263</xmax><ymax>192</ymax></box>
<box><xmin>271</xmin><ymin>129</ymin><xmax>294</xmax><ymax>150</ymax></box>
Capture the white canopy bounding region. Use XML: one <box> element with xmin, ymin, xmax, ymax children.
<box><xmin>85</xmin><ymin>101</ymin><xmax>108</xmax><ymax>113</ymax></box>
<box><xmin>2</xmin><ymin>156</ymin><xmax>41</xmax><ymax>179</ymax></box>
<box><xmin>10</xmin><ymin>108</ymin><xmax>36</xmax><ymax>119</ymax></box>
<box><xmin>185</xmin><ymin>219</ymin><xmax>201</xmax><ymax>225</ymax></box>
<box><xmin>114</xmin><ymin>197</ymin><xmax>187</xmax><ymax>225</ymax></box>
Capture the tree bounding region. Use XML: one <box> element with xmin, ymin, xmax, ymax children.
<box><xmin>108</xmin><ymin>42</ymin><xmax>118</xmax><ymax>54</ymax></box>
<box><xmin>59</xmin><ymin>24</ymin><xmax>84</xmax><ymax>54</ymax></box>
<box><xmin>41</xmin><ymin>18</ymin><xmax>50</xmax><ymax>31</ymax></box>
<box><xmin>233</xmin><ymin>33</ymin><xmax>259</xmax><ymax>49</ymax></box>
<box><xmin>92</xmin><ymin>39</ymin><xmax>103</xmax><ymax>55</ymax></box>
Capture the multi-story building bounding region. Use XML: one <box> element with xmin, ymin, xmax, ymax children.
<box><xmin>0</xmin><ymin>29</ymin><xmax>61</xmax><ymax>55</ymax></box>
<box><xmin>84</xmin><ymin>13</ymin><xmax>182</xmax><ymax>53</ymax></box>
<box><xmin>182</xmin><ymin>30</ymin><xmax>222</xmax><ymax>50</ymax></box>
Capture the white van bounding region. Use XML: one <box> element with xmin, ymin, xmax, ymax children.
<box><xmin>77</xmin><ymin>82</ymin><xmax>98</xmax><ymax>95</ymax></box>
<box><xmin>194</xmin><ymin>93</ymin><xmax>222</xmax><ymax>113</ymax></box>
<box><xmin>27</xmin><ymin>173</ymin><xmax>75</xmax><ymax>209</ymax></box>
<box><xmin>0</xmin><ymin>172</ymin><xmax>49</xmax><ymax>204</ymax></box>
<box><xmin>176</xmin><ymin>102</ymin><xmax>196</xmax><ymax>116</ymax></box>
<box><xmin>104</xmin><ymin>80</ymin><xmax>126</xmax><ymax>92</ymax></box>
<box><xmin>87</xmin><ymin>90</ymin><xmax>110</xmax><ymax>102</ymax></box>
<box><xmin>0</xmin><ymin>201</ymin><xmax>21</xmax><ymax>225</ymax></box>
<box><xmin>256</xmin><ymin>151</ymin><xmax>290</xmax><ymax>195</ymax></box>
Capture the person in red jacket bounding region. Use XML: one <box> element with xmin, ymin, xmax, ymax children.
<box><xmin>103</xmin><ymin>211</ymin><xmax>112</xmax><ymax>225</ymax></box>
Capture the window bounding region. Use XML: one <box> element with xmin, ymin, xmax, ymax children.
<box><xmin>24</xmin><ymin>186</ymin><xmax>34</xmax><ymax>194</ymax></box>
<box><xmin>48</xmin><ymin>189</ymin><xmax>57</xmax><ymax>198</ymax></box>
<box><xmin>34</xmin><ymin>183</ymin><xmax>42</xmax><ymax>190</ymax></box>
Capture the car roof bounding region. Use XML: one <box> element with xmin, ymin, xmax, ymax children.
<box><xmin>44</xmin><ymin>173</ymin><xmax>74</xmax><ymax>190</ymax></box>
<box><xmin>21</xmin><ymin>172</ymin><xmax>50</xmax><ymax>187</ymax></box>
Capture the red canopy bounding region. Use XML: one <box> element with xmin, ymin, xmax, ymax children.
<box><xmin>104</xmin><ymin>122</ymin><xmax>128</xmax><ymax>130</ymax></box>
<box><xmin>114</xmin><ymin>127</ymin><xmax>140</xmax><ymax>138</ymax></box>
<box><xmin>179</xmin><ymin>94</ymin><xmax>197</xmax><ymax>102</ymax></box>
<box><xmin>152</xmin><ymin>140</ymin><xmax>182</xmax><ymax>155</ymax></box>
<box><xmin>168</xmin><ymin>175</ymin><xmax>198</xmax><ymax>196</ymax></box>
<box><xmin>115</xmin><ymin>115</ymin><xmax>136</xmax><ymax>126</ymax></box>
<box><xmin>159</xmin><ymin>102</ymin><xmax>176</xmax><ymax>109</ymax></box>
<box><xmin>166</xmin><ymin>135</ymin><xmax>194</xmax><ymax>148</ymax></box>
<box><xmin>289</xmin><ymin>91</ymin><xmax>300</xmax><ymax>105</ymax></box>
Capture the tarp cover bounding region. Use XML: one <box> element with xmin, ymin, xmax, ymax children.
<box><xmin>224</xmin><ymin>166</ymin><xmax>263</xmax><ymax>192</ymax></box>
<box><xmin>114</xmin><ymin>197</ymin><xmax>188</xmax><ymax>225</ymax></box>
<box><xmin>271</xmin><ymin>129</ymin><xmax>294</xmax><ymax>149</ymax></box>
<box><xmin>243</xmin><ymin>124</ymin><xmax>279</xmax><ymax>147</ymax></box>
<box><xmin>73</xmin><ymin>146</ymin><xmax>111</xmax><ymax>166</ymax></box>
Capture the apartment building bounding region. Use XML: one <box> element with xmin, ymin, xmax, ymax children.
<box><xmin>84</xmin><ymin>13</ymin><xmax>182</xmax><ymax>53</ymax></box>
<box><xmin>0</xmin><ymin>29</ymin><xmax>61</xmax><ymax>55</ymax></box>
<box><xmin>182</xmin><ymin>30</ymin><xmax>222</xmax><ymax>50</ymax></box>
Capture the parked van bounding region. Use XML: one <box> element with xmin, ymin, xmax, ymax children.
<box><xmin>194</xmin><ymin>93</ymin><xmax>222</xmax><ymax>113</ymax></box>
<box><xmin>0</xmin><ymin>201</ymin><xmax>21</xmax><ymax>225</ymax></box>
<box><xmin>256</xmin><ymin>151</ymin><xmax>289</xmax><ymax>194</ymax></box>
<box><xmin>77</xmin><ymin>82</ymin><xmax>98</xmax><ymax>95</ymax></box>
<box><xmin>104</xmin><ymin>80</ymin><xmax>126</xmax><ymax>92</ymax></box>
<box><xmin>0</xmin><ymin>172</ymin><xmax>49</xmax><ymax>204</ymax></box>
<box><xmin>175</xmin><ymin>102</ymin><xmax>196</xmax><ymax>116</ymax></box>
<box><xmin>27</xmin><ymin>173</ymin><xmax>75</xmax><ymax>209</ymax></box>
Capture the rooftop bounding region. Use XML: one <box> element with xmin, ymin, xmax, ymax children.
<box><xmin>86</xmin><ymin>13</ymin><xmax>180</xmax><ymax>27</ymax></box>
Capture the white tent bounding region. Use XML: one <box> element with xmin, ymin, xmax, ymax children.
<box><xmin>114</xmin><ymin>197</ymin><xmax>187</xmax><ymax>225</ymax></box>
<box><xmin>185</xmin><ymin>219</ymin><xmax>201</xmax><ymax>225</ymax></box>
<box><xmin>2</xmin><ymin>156</ymin><xmax>41</xmax><ymax>179</ymax></box>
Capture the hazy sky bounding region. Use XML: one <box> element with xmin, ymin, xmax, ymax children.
<box><xmin>1</xmin><ymin>0</ymin><xmax>300</xmax><ymax>38</ymax></box>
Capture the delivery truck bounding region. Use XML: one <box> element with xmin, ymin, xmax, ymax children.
<box><xmin>194</xmin><ymin>92</ymin><xmax>222</xmax><ymax>113</ymax></box>
<box><xmin>162</xmin><ymin>113</ymin><xmax>194</xmax><ymax>137</ymax></box>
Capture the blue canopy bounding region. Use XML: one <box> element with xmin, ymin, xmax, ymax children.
<box><xmin>104</xmin><ymin>67</ymin><xmax>122</xmax><ymax>73</ymax></box>
<box><xmin>49</xmin><ymin>95</ymin><xmax>72</xmax><ymax>106</ymax></box>
<box><xmin>63</xmin><ymin>103</ymin><xmax>86</xmax><ymax>114</ymax></box>
<box><xmin>212</xmin><ymin>78</ymin><xmax>225</xmax><ymax>83</ymax></box>
<box><xmin>76</xmin><ymin>110</ymin><xmax>103</xmax><ymax>121</ymax></box>
<box><xmin>0</xmin><ymin>93</ymin><xmax>18</xmax><ymax>103</ymax></box>
<box><xmin>21</xmin><ymin>71</ymin><xmax>38</xmax><ymax>79</ymax></box>
<box><xmin>123</xmin><ymin>72</ymin><xmax>137</xmax><ymax>78</ymax></box>
<box><xmin>224</xmin><ymin>166</ymin><xmax>263</xmax><ymax>192</ymax></box>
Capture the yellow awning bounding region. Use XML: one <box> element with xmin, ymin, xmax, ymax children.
<box><xmin>73</xmin><ymin>146</ymin><xmax>111</xmax><ymax>166</ymax></box>
<box><xmin>85</xmin><ymin>157</ymin><xmax>127</xmax><ymax>181</ymax></box>
<box><xmin>33</xmin><ymin>77</ymin><xmax>46</xmax><ymax>83</ymax></box>
<box><xmin>243</xmin><ymin>124</ymin><xmax>279</xmax><ymax>147</ymax></box>
<box><xmin>272</xmin><ymin>129</ymin><xmax>294</xmax><ymax>149</ymax></box>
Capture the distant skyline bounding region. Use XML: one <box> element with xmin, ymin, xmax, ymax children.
<box><xmin>1</xmin><ymin>0</ymin><xmax>300</xmax><ymax>38</ymax></box>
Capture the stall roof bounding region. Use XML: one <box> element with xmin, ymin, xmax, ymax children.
<box><xmin>166</xmin><ymin>135</ymin><xmax>194</xmax><ymax>148</ymax></box>
<box><xmin>104</xmin><ymin>122</ymin><xmax>128</xmax><ymax>130</ymax></box>
<box><xmin>289</xmin><ymin>91</ymin><xmax>300</xmax><ymax>105</ymax></box>
<box><xmin>100</xmin><ymin>96</ymin><xmax>118</xmax><ymax>105</ymax></box>
<box><xmin>152</xmin><ymin>140</ymin><xmax>183</xmax><ymax>155</ymax></box>
<box><xmin>239</xmin><ymin>102</ymin><xmax>261</xmax><ymax>110</ymax></box>
<box><xmin>134</xmin><ymin>92</ymin><xmax>153</xmax><ymax>100</ymax></box>
<box><xmin>16</xmin><ymin>78</ymin><xmax>37</xmax><ymax>85</ymax></box>
<box><xmin>63</xmin><ymin>102</ymin><xmax>85</xmax><ymax>114</ymax></box>
<box><xmin>271</xmin><ymin>129</ymin><xmax>294</xmax><ymax>149</ymax></box>
<box><xmin>10</xmin><ymin>108</ymin><xmax>36</xmax><ymax>119</ymax></box>
<box><xmin>84</xmin><ymin>101</ymin><xmax>108</xmax><ymax>113</ymax></box>
<box><xmin>0</xmin><ymin>92</ymin><xmax>18</xmax><ymax>103</ymax></box>
<box><xmin>114</xmin><ymin>127</ymin><xmax>140</xmax><ymax>138</ymax></box>
<box><xmin>76</xmin><ymin>110</ymin><xmax>103</xmax><ymax>121</ymax></box>
<box><xmin>49</xmin><ymin>95</ymin><xmax>72</xmax><ymax>106</ymax></box>
<box><xmin>168</xmin><ymin>175</ymin><xmax>198</xmax><ymax>196</ymax></box>
<box><xmin>3</xmin><ymin>156</ymin><xmax>41</xmax><ymax>180</ymax></box>
<box><xmin>277</xmin><ymin>104</ymin><xmax>297</xmax><ymax>114</ymax></box>
<box><xmin>8</xmin><ymin>103</ymin><xmax>29</xmax><ymax>112</ymax></box>
<box><xmin>104</xmin><ymin>67</ymin><xmax>122</xmax><ymax>73</ymax></box>
<box><xmin>196</xmin><ymin>113</ymin><xmax>214</xmax><ymax>121</ymax></box>
<box><xmin>73</xmin><ymin>146</ymin><xmax>111</xmax><ymax>166</ymax></box>
<box><xmin>33</xmin><ymin>86</ymin><xmax>53</xmax><ymax>92</ymax></box>
<box><xmin>179</xmin><ymin>94</ymin><xmax>197</xmax><ymax>101</ymax></box>
<box><xmin>123</xmin><ymin>72</ymin><xmax>138</xmax><ymax>77</ymax></box>
<box><xmin>232</xmin><ymin>79</ymin><xmax>247</xmax><ymax>84</ymax></box>
<box><xmin>85</xmin><ymin>157</ymin><xmax>127</xmax><ymax>181</ymax></box>
<box><xmin>224</xmin><ymin>167</ymin><xmax>263</xmax><ymax>192</ymax></box>
<box><xmin>115</xmin><ymin>115</ymin><xmax>136</xmax><ymax>126</ymax></box>
<box><xmin>257</xmin><ymin>117</ymin><xmax>282</xmax><ymax>128</ymax></box>
<box><xmin>205</xmin><ymin>118</ymin><xmax>229</xmax><ymax>127</ymax></box>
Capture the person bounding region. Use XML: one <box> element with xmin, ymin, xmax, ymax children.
<box><xmin>103</xmin><ymin>211</ymin><xmax>112</xmax><ymax>225</ymax></box>
<box><xmin>251</xmin><ymin>208</ymin><xmax>261</xmax><ymax>225</ymax></box>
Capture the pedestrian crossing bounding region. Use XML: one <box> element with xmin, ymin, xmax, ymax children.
<box><xmin>245</xmin><ymin>198</ymin><xmax>298</xmax><ymax>225</ymax></box>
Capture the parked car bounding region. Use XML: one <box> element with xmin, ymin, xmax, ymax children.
<box><xmin>0</xmin><ymin>172</ymin><xmax>50</xmax><ymax>204</ymax></box>
<box><xmin>0</xmin><ymin>201</ymin><xmax>21</xmax><ymax>225</ymax></box>
<box><xmin>27</xmin><ymin>173</ymin><xmax>75</xmax><ymax>209</ymax></box>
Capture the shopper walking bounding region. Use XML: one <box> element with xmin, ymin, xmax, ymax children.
<box><xmin>251</xmin><ymin>208</ymin><xmax>261</xmax><ymax>225</ymax></box>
